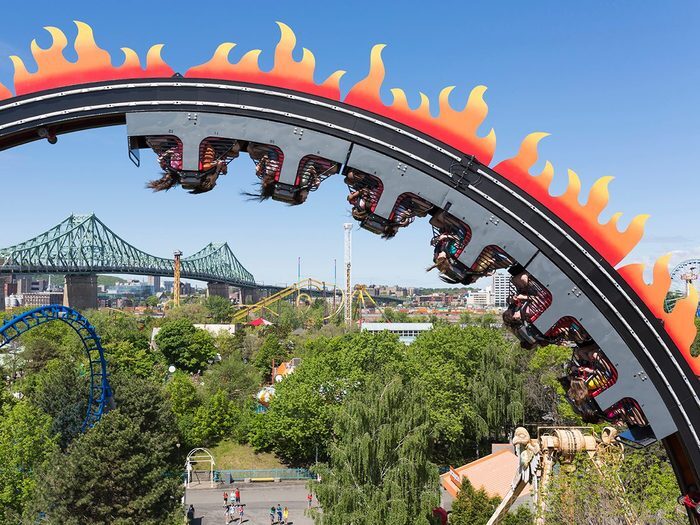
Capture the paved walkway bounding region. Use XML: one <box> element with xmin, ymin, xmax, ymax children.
<box><xmin>185</xmin><ymin>481</ymin><xmax>315</xmax><ymax>525</ymax></box>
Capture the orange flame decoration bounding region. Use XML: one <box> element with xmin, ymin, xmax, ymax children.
<box><xmin>4</xmin><ymin>21</ymin><xmax>172</xmax><ymax>97</ymax></box>
<box><xmin>493</xmin><ymin>133</ymin><xmax>649</xmax><ymax>266</ymax></box>
<box><xmin>618</xmin><ymin>255</ymin><xmax>700</xmax><ymax>375</ymax></box>
<box><xmin>0</xmin><ymin>21</ymin><xmax>696</xmax><ymax>367</ymax></box>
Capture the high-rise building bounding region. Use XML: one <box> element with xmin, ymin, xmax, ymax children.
<box><xmin>492</xmin><ymin>271</ymin><xmax>510</xmax><ymax>308</ymax></box>
<box><xmin>148</xmin><ymin>275</ymin><xmax>161</xmax><ymax>291</ymax></box>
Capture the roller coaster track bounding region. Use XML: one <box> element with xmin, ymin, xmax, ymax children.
<box><xmin>231</xmin><ymin>278</ymin><xmax>343</xmax><ymax>323</ymax></box>
<box><xmin>0</xmin><ymin>305</ymin><xmax>112</xmax><ymax>429</ymax></box>
<box><xmin>0</xmin><ymin>22</ymin><xmax>698</xmax><ymax>519</ymax></box>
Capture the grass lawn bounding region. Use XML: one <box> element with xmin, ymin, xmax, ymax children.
<box><xmin>209</xmin><ymin>440</ymin><xmax>286</xmax><ymax>470</ymax></box>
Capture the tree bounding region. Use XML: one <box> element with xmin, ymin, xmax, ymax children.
<box><xmin>204</xmin><ymin>295</ymin><xmax>233</xmax><ymax>323</ymax></box>
<box><xmin>252</xmin><ymin>334</ymin><xmax>291</xmax><ymax>376</ymax></box>
<box><xmin>311</xmin><ymin>377</ymin><xmax>439</xmax><ymax>525</ymax></box>
<box><xmin>449</xmin><ymin>478</ymin><xmax>499</xmax><ymax>524</ymax></box>
<box><xmin>26</xmin><ymin>359</ymin><xmax>88</xmax><ymax>449</ymax></box>
<box><xmin>542</xmin><ymin>444</ymin><xmax>687</xmax><ymax>525</ymax></box>
<box><xmin>449</xmin><ymin>479</ymin><xmax>532</xmax><ymax>525</ymax></box>
<box><xmin>0</xmin><ymin>401</ymin><xmax>58</xmax><ymax>522</ymax></box>
<box><xmin>165</xmin><ymin>371</ymin><xmax>201</xmax><ymax>445</ymax></box>
<box><xmin>41</xmin><ymin>375</ymin><xmax>183</xmax><ymax>524</ymax></box>
<box><xmin>191</xmin><ymin>389</ymin><xmax>240</xmax><ymax>445</ymax></box>
<box><xmin>106</xmin><ymin>339</ymin><xmax>165</xmax><ymax>380</ymax></box>
<box><xmin>144</xmin><ymin>295</ymin><xmax>159</xmax><ymax>307</ymax></box>
<box><xmin>250</xmin><ymin>331</ymin><xmax>406</xmax><ymax>464</ymax></box>
<box><xmin>405</xmin><ymin>325</ymin><xmax>522</xmax><ymax>461</ymax></box>
<box><xmin>202</xmin><ymin>353</ymin><xmax>261</xmax><ymax>403</ymax></box>
<box><xmin>165</xmin><ymin>302</ymin><xmax>210</xmax><ymax>323</ymax></box>
<box><xmin>691</xmin><ymin>317</ymin><xmax>700</xmax><ymax>357</ymax></box>
<box><xmin>155</xmin><ymin>319</ymin><xmax>216</xmax><ymax>373</ymax></box>
<box><xmin>525</xmin><ymin>344</ymin><xmax>580</xmax><ymax>425</ymax></box>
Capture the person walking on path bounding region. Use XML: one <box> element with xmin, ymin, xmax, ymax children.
<box><xmin>237</xmin><ymin>504</ymin><xmax>244</xmax><ymax>523</ymax></box>
<box><xmin>276</xmin><ymin>504</ymin><xmax>283</xmax><ymax>523</ymax></box>
<box><xmin>186</xmin><ymin>504</ymin><xmax>195</xmax><ymax>524</ymax></box>
<box><xmin>223</xmin><ymin>491</ymin><xmax>229</xmax><ymax>506</ymax></box>
<box><xmin>307</xmin><ymin>492</ymin><xmax>313</xmax><ymax>509</ymax></box>
<box><xmin>269</xmin><ymin>506</ymin><xmax>276</xmax><ymax>524</ymax></box>
<box><xmin>283</xmin><ymin>506</ymin><xmax>289</xmax><ymax>524</ymax></box>
<box><xmin>234</xmin><ymin>487</ymin><xmax>241</xmax><ymax>505</ymax></box>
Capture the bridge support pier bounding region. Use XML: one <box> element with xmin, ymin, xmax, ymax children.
<box><xmin>206</xmin><ymin>282</ymin><xmax>229</xmax><ymax>299</ymax></box>
<box><xmin>63</xmin><ymin>274</ymin><xmax>97</xmax><ymax>311</ymax></box>
<box><xmin>240</xmin><ymin>287</ymin><xmax>265</xmax><ymax>304</ymax></box>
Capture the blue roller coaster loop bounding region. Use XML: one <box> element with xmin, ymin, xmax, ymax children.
<box><xmin>0</xmin><ymin>305</ymin><xmax>113</xmax><ymax>430</ymax></box>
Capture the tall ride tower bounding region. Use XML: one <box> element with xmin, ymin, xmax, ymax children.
<box><xmin>344</xmin><ymin>223</ymin><xmax>353</xmax><ymax>327</ymax></box>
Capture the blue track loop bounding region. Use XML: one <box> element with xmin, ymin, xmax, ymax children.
<box><xmin>0</xmin><ymin>305</ymin><xmax>113</xmax><ymax>429</ymax></box>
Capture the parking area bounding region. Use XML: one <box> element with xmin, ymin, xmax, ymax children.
<box><xmin>185</xmin><ymin>481</ymin><xmax>315</xmax><ymax>524</ymax></box>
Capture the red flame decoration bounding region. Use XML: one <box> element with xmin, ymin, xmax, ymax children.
<box><xmin>0</xmin><ymin>21</ymin><xmax>696</xmax><ymax>368</ymax></box>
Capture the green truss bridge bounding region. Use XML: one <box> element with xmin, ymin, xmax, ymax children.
<box><xmin>0</xmin><ymin>214</ymin><xmax>256</xmax><ymax>308</ymax></box>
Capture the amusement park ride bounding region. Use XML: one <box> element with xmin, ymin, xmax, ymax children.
<box><xmin>0</xmin><ymin>20</ymin><xmax>699</xmax><ymax>521</ymax></box>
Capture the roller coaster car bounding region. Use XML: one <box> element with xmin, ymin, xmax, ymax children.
<box><xmin>678</xmin><ymin>490</ymin><xmax>700</xmax><ymax>516</ymax></box>
<box><xmin>567</xmin><ymin>344</ymin><xmax>618</xmax><ymax>397</ymax></box>
<box><xmin>248</xmin><ymin>142</ymin><xmax>285</xmax><ymax>200</ymax></box>
<box><xmin>142</xmin><ymin>136</ymin><xmax>240</xmax><ymax>193</ymax></box>
<box><xmin>602</xmin><ymin>398</ymin><xmax>651</xmax><ymax>443</ymax></box>
<box><xmin>269</xmin><ymin>155</ymin><xmax>340</xmax><ymax>205</ymax></box>
<box><xmin>344</xmin><ymin>168</ymin><xmax>385</xmax><ymax>233</ymax></box>
<box><xmin>380</xmin><ymin>193</ymin><xmax>435</xmax><ymax>239</ymax></box>
<box><xmin>560</xmin><ymin>374</ymin><xmax>605</xmax><ymax>422</ymax></box>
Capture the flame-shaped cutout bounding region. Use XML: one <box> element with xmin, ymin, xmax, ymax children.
<box><xmin>8</xmin><ymin>21</ymin><xmax>172</xmax><ymax>96</ymax></box>
<box><xmin>618</xmin><ymin>255</ymin><xmax>700</xmax><ymax>374</ymax></box>
<box><xmin>493</xmin><ymin>133</ymin><xmax>648</xmax><ymax>266</ymax></box>
<box><xmin>344</xmin><ymin>44</ymin><xmax>496</xmax><ymax>164</ymax></box>
<box><xmin>0</xmin><ymin>21</ymin><xmax>696</xmax><ymax>368</ymax></box>
<box><xmin>0</xmin><ymin>81</ymin><xmax>11</xmax><ymax>101</ymax></box>
<box><xmin>186</xmin><ymin>22</ymin><xmax>345</xmax><ymax>100</ymax></box>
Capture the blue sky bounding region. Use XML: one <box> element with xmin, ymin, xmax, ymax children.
<box><xmin>0</xmin><ymin>1</ymin><xmax>698</xmax><ymax>287</ymax></box>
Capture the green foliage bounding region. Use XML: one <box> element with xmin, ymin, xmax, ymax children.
<box><xmin>155</xmin><ymin>319</ymin><xmax>216</xmax><ymax>373</ymax></box>
<box><xmin>16</xmin><ymin>319</ymin><xmax>83</xmax><ymax>373</ymax></box>
<box><xmin>405</xmin><ymin>326</ymin><xmax>523</xmax><ymax>461</ymax></box>
<box><xmin>202</xmin><ymin>353</ymin><xmax>261</xmax><ymax>403</ymax></box>
<box><xmin>449</xmin><ymin>478</ymin><xmax>533</xmax><ymax>525</ymax></box>
<box><xmin>0</xmin><ymin>401</ymin><xmax>58</xmax><ymax>522</ymax></box>
<box><xmin>543</xmin><ymin>445</ymin><xmax>686</xmax><ymax>525</ymax></box>
<box><xmin>250</xmin><ymin>331</ymin><xmax>405</xmax><ymax>464</ymax></box>
<box><xmin>106</xmin><ymin>339</ymin><xmax>165</xmax><ymax>380</ymax></box>
<box><xmin>204</xmin><ymin>295</ymin><xmax>233</xmax><ymax>322</ymax></box>
<box><xmin>165</xmin><ymin>302</ymin><xmax>209</xmax><ymax>323</ymax></box>
<box><xmin>164</xmin><ymin>371</ymin><xmax>200</xmax><ymax>444</ymax></box>
<box><xmin>311</xmin><ymin>377</ymin><xmax>439</xmax><ymax>525</ymax></box>
<box><xmin>144</xmin><ymin>295</ymin><xmax>159</xmax><ymax>307</ymax></box>
<box><xmin>691</xmin><ymin>317</ymin><xmax>700</xmax><ymax>357</ymax></box>
<box><xmin>26</xmin><ymin>359</ymin><xmax>87</xmax><ymax>449</ymax></box>
<box><xmin>253</xmin><ymin>334</ymin><xmax>291</xmax><ymax>375</ymax></box>
<box><xmin>525</xmin><ymin>345</ymin><xmax>580</xmax><ymax>425</ymax></box>
<box><xmin>449</xmin><ymin>478</ymin><xmax>499</xmax><ymax>524</ymax></box>
<box><xmin>469</xmin><ymin>343</ymin><xmax>524</xmax><ymax>441</ymax></box>
<box><xmin>192</xmin><ymin>389</ymin><xmax>240</xmax><ymax>445</ymax></box>
<box><xmin>42</xmin><ymin>374</ymin><xmax>182</xmax><ymax>525</ymax></box>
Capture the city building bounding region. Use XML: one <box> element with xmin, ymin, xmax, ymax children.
<box><xmin>16</xmin><ymin>291</ymin><xmax>64</xmax><ymax>307</ymax></box>
<box><xmin>147</xmin><ymin>275</ymin><xmax>161</xmax><ymax>292</ymax></box>
<box><xmin>492</xmin><ymin>271</ymin><xmax>510</xmax><ymax>308</ymax></box>
<box><xmin>466</xmin><ymin>288</ymin><xmax>492</xmax><ymax>308</ymax></box>
<box><xmin>361</xmin><ymin>322</ymin><xmax>433</xmax><ymax>344</ymax></box>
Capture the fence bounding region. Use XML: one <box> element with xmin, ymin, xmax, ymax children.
<box><xmin>188</xmin><ymin>468</ymin><xmax>315</xmax><ymax>484</ymax></box>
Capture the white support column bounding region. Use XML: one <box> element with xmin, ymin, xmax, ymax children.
<box><xmin>343</xmin><ymin>223</ymin><xmax>353</xmax><ymax>327</ymax></box>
